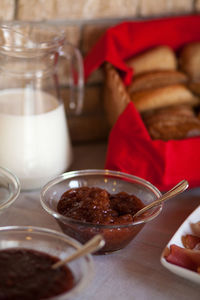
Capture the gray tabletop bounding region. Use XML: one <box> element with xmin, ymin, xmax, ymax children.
<box><xmin>1</xmin><ymin>142</ymin><xmax>200</xmax><ymax>300</ymax></box>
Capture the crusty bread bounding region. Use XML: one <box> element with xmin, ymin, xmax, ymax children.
<box><xmin>146</xmin><ymin>116</ymin><xmax>200</xmax><ymax>141</ymax></box>
<box><xmin>142</xmin><ymin>104</ymin><xmax>196</xmax><ymax>120</ymax></box>
<box><xmin>179</xmin><ymin>42</ymin><xmax>200</xmax><ymax>81</ymax></box>
<box><xmin>130</xmin><ymin>84</ymin><xmax>199</xmax><ymax>113</ymax></box>
<box><xmin>143</xmin><ymin>105</ymin><xmax>200</xmax><ymax>140</ymax></box>
<box><xmin>126</xmin><ymin>46</ymin><xmax>177</xmax><ymax>75</ymax></box>
<box><xmin>127</xmin><ymin>70</ymin><xmax>188</xmax><ymax>94</ymax></box>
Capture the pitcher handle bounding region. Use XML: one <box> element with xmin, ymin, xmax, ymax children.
<box><xmin>59</xmin><ymin>42</ymin><xmax>84</xmax><ymax>115</ymax></box>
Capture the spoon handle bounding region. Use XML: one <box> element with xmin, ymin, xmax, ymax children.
<box><xmin>133</xmin><ymin>179</ymin><xmax>189</xmax><ymax>219</ymax></box>
<box><xmin>52</xmin><ymin>234</ymin><xmax>105</xmax><ymax>269</ymax></box>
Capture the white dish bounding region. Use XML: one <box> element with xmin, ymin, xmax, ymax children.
<box><xmin>160</xmin><ymin>205</ymin><xmax>200</xmax><ymax>284</ymax></box>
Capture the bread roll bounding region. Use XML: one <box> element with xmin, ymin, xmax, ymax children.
<box><xmin>130</xmin><ymin>84</ymin><xmax>199</xmax><ymax>113</ymax></box>
<box><xmin>143</xmin><ymin>105</ymin><xmax>200</xmax><ymax>141</ymax></box>
<box><xmin>127</xmin><ymin>70</ymin><xmax>188</xmax><ymax>94</ymax></box>
<box><xmin>179</xmin><ymin>42</ymin><xmax>200</xmax><ymax>81</ymax></box>
<box><xmin>146</xmin><ymin>117</ymin><xmax>200</xmax><ymax>141</ymax></box>
<box><xmin>142</xmin><ymin>104</ymin><xmax>196</xmax><ymax>120</ymax></box>
<box><xmin>126</xmin><ymin>46</ymin><xmax>177</xmax><ymax>75</ymax></box>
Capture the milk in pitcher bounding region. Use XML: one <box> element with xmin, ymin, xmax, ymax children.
<box><xmin>0</xmin><ymin>88</ymin><xmax>72</xmax><ymax>190</ymax></box>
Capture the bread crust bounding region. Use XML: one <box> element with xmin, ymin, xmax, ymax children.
<box><xmin>126</xmin><ymin>46</ymin><xmax>177</xmax><ymax>75</ymax></box>
<box><xmin>127</xmin><ymin>70</ymin><xmax>188</xmax><ymax>94</ymax></box>
<box><xmin>143</xmin><ymin>105</ymin><xmax>200</xmax><ymax>141</ymax></box>
<box><xmin>179</xmin><ymin>42</ymin><xmax>200</xmax><ymax>81</ymax></box>
<box><xmin>131</xmin><ymin>84</ymin><xmax>199</xmax><ymax>112</ymax></box>
<box><xmin>146</xmin><ymin>118</ymin><xmax>200</xmax><ymax>141</ymax></box>
<box><xmin>142</xmin><ymin>104</ymin><xmax>196</xmax><ymax>120</ymax></box>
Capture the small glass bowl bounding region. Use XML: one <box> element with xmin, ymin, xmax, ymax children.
<box><xmin>0</xmin><ymin>166</ymin><xmax>20</xmax><ymax>212</ymax></box>
<box><xmin>0</xmin><ymin>226</ymin><xmax>94</xmax><ymax>300</ymax></box>
<box><xmin>40</xmin><ymin>169</ymin><xmax>162</xmax><ymax>254</ymax></box>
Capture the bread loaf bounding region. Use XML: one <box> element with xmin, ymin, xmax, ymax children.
<box><xmin>143</xmin><ymin>105</ymin><xmax>200</xmax><ymax>141</ymax></box>
<box><xmin>179</xmin><ymin>42</ymin><xmax>200</xmax><ymax>81</ymax></box>
<box><xmin>130</xmin><ymin>84</ymin><xmax>199</xmax><ymax>113</ymax></box>
<box><xmin>127</xmin><ymin>70</ymin><xmax>188</xmax><ymax>94</ymax></box>
<box><xmin>126</xmin><ymin>46</ymin><xmax>177</xmax><ymax>75</ymax></box>
<box><xmin>142</xmin><ymin>104</ymin><xmax>196</xmax><ymax>120</ymax></box>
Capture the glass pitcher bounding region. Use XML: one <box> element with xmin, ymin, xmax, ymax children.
<box><xmin>0</xmin><ymin>23</ymin><xmax>84</xmax><ymax>190</ymax></box>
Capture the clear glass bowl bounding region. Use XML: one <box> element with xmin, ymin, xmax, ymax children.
<box><xmin>40</xmin><ymin>169</ymin><xmax>162</xmax><ymax>254</ymax></box>
<box><xmin>0</xmin><ymin>226</ymin><xmax>94</xmax><ymax>299</ymax></box>
<box><xmin>0</xmin><ymin>166</ymin><xmax>20</xmax><ymax>212</ymax></box>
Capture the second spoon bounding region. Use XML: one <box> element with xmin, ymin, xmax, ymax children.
<box><xmin>133</xmin><ymin>179</ymin><xmax>189</xmax><ymax>219</ymax></box>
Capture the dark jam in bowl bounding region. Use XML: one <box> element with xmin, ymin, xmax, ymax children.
<box><xmin>0</xmin><ymin>248</ymin><xmax>74</xmax><ymax>300</ymax></box>
<box><xmin>57</xmin><ymin>187</ymin><xmax>145</xmax><ymax>254</ymax></box>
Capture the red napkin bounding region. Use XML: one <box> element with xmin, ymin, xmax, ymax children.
<box><xmin>84</xmin><ymin>15</ymin><xmax>200</xmax><ymax>191</ymax></box>
<box><xmin>84</xmin><ymin>14</ymin><xmax>200</xmax><ymax>85</ymax></box>
<box><xmin>105</xmin><ymin>102</ymin><xmax>200</xmax><ymax>190</ymax></box>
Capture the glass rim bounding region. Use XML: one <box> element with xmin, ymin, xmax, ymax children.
<box><xmin>0</xmin><ymin>21</ymin><xmax>66</xmax><ymax>53</ymax></box>
<box><xmin>40</xmin><ymin>169</ymin><xmax>163</xmax><ymax>229</ymax></box>
<box><xmin>0</xmin><ymin>224</ymin><xmax>88</xmax><ymax>250</ymax></box>
<box><xmin>0</xmin><ymin>225</ymin><xmax>94</xmax><ymax>299</ymax></box>
<box><xmin>0</xmin><ymin>166</ymin><xmax>20</xmax><ymax>210</ymax></box>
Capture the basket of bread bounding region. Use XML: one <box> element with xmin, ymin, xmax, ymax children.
<box><xmin>84</xmin><ymin>15</ymin><xmax>200</xmax><ymax>190</ymax></box>
<box><xmin>104</xmin><ymin>43</ymin><xmax>200</xmax><ymax>141</ymax></box>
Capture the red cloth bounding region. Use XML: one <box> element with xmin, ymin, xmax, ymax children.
<box><xmin>105</xmin><ymin>102</ymin><xmax>200</xmax><ymax>190</ymax></box>
<box><xmin>84</xmin><ymin>15</ymin><xmax>200</xmax><ymax>191</ymax></box>
<box><xmin>84</xmin><ymin>14</ymin><xmax>200</xmax><ymax>85</ymax></box>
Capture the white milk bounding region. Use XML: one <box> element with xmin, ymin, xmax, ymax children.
<box><xmin>0</xmin><ymin>88</ymin><xmax>72</xmax><ymax>190</ymax></box>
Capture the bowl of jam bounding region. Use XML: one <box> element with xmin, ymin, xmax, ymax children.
<box><xmin>40</xmin><ymin>169</ymin><xmax>162</xmax><ymax>254</ymax></box>
<box><xmin>0</xmin><ymin>225</ymin><xmax>94</xmax><ymax>299</ymax></box>
<box><xmin>0</xmin><ymin>166</ymin><xmax>20</xmax><ymax>212</ymax></box>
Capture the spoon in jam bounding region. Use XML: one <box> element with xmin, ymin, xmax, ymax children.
<box><xmin>52</xmin><ymin>234</ymin><xmax>105</xmax><ymax>269</ymax></box>
<box><xmin>133</xmin><ymin>179</ymin><xmax>189</xmax><ymax>219</ymax></box>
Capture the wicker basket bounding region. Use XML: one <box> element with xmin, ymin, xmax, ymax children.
<box><xmin>104</xmin><ymin>63</ymin><xmax>131</xmax><ymax>127</ymax></box>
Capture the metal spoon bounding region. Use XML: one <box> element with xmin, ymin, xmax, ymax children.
<box><xmin>133</xmin><ymin>179</ymin><xmax>189</xmax><ymax>219</ymax></box>
<box><xmin>52</xmin><ymin>234</ymin><xmax>105</xmax><ymax>269</ymax></box>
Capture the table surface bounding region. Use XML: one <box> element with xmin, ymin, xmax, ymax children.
<box><xmin>1</xmin><ymin>142</ymin><xmax>200</xmax><ymax>300</ymax></box>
